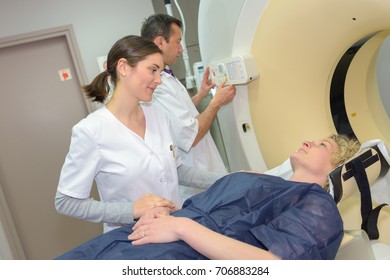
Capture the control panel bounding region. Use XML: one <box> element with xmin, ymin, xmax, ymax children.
<box><xmin>208</xmin><ymin>54</ymin><xmax>259</xmax><ymax>85</ymax></box>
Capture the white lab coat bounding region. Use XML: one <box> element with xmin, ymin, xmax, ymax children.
<box><xmin>57</xmin><ymin>104</ymin><xmax>182</xmax><ymax>232</ymax></box>
<box><xmin>152</xmin><ymin>71</ymin><xmax>226</xmax><ymax>173</ymax></box>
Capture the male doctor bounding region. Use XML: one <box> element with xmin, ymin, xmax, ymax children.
<box><xmin>141</xmin><ymin>14</ymin><xmax>236</xmax><ymax>174</ymax></box>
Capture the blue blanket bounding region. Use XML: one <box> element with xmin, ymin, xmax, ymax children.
<box><xmin>56</xmin><ymin>172</ymin><xmax>343</xmax><ymax>260</ymax></box>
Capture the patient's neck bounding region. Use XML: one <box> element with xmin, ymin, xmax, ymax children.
<box><xmin>289</xmin><ymin>171</ymin><xmax>327</xmax><ymax>187</ymax></box>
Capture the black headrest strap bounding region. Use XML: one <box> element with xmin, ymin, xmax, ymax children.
<box><xmin>349</xmin><ymin>156</ymin><xmax>388</xmax><ymax>240</ymax></box>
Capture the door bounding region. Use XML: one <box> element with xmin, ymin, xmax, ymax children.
<box><xmin>0</xmin><ymin>26</ymin><xmax>101</xmax><ymax>259</ymax></box>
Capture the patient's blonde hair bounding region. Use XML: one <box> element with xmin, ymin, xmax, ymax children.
<box><xmin>323</xmin><ymin>134</ymin><xmax>361</xmax><ymax>192</ymax></box>
<box><xmin>329</xmin><ymin>134</ymin><xmax>361</xmax><ymax>167</ymax></box>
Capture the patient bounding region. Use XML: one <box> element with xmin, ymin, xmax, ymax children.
<box><xmin>56</xmin><ymin>134</ymin><xmax>360</xmax><ymax>260</ymax></box>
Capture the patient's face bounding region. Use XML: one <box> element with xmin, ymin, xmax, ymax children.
<box><xmin>290</xmin><ymin>137</ymin><xmax>338</xmax><ymax>177</ymax></box>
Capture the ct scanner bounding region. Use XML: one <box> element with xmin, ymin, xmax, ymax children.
<box><xmin>198</xmin><ymin>0</ymin><xmax>390</xmax><ymax>258</ymax></box>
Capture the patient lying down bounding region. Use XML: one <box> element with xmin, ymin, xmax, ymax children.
<box><xmin>56</xmin><ymin>135</ymin><xmax>360</xmax><ymax>260</ymax></box>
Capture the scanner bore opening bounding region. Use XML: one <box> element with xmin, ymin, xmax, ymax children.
<box><xmin>330</xmin><ymin>33</ymin><xmax>378</xmax><ymax>140</ymax></box>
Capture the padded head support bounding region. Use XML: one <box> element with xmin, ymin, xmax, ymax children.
<box><xmin>329</xmin><ymin>145</ymin><xmax>390</xmax><ymax>204</ymax></box>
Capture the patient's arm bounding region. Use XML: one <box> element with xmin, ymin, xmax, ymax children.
<box><xmin>176</xmin><ymin>218</ymin><xmax>280</xmax><ymax>260</ymax></box>
<box><xmin>128</xmin><ymin>215</ymin><xmax>280</xmax><ymax>260</ymax></box>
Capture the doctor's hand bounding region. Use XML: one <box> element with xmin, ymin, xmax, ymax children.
<box><xmin>133</xmin><ymin>193</ymin><xmax>176</xmax><ymax>220</ymax></box>
<box><xmin>128</xmin><ymin>215</ymin><xmax>187</xmax><ymax>245</ymax></box>
<box><xmin>198</xmin><ymin>66</ymin><xmax>216</xmax><ymax>99</ymax></box>
<box><xmin>210</xmin><ymin>81</ymin><xmax>236</xmax><ymax>107</ymax></box>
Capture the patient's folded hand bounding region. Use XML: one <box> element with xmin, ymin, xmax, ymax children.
<box><xmin>128</xmin><ymin>215</ymin><xmax>184</xmax><ymax>245</ymax></box>
<box><xmin>138</xmin><ymin>207</ymin><xmax>172</xmax><ymax>222</ymax></box>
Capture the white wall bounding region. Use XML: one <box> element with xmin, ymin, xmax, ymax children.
<box><xmin>377</xmin><ymin>37</ymin><xmax>390</xmax><ymax>118</ymax></box>
<box><xmin>0</xmin><ymin>0</ymin><xmax>155</xmax><ymax>82</ymax></box>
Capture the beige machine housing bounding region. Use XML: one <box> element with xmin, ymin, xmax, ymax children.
<box><xmin>199</xmin><ymin>0</ymin><xmax>390</xmax><ymax>258</ymax></box>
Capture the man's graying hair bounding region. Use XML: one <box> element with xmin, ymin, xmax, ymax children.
<box><xmin>141</xmin><ymin>14</ymin><xmax>182</xmax><ymax>42</ymax></box>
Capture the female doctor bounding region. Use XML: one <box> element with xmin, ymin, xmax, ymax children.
<box><xmin>55</xmin><ymin>35</ymin><xmax>224</xmax><ymax>233</ymax></box>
